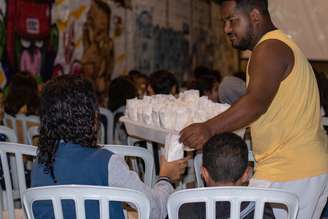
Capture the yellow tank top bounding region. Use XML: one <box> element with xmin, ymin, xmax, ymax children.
<box><xmin>246</xmin><ymin>30</ymin><xmax>328</xmax><ymax>181</ymax></box>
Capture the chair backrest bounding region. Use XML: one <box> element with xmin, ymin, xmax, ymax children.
<box><xmin>194</xmin><ymin>150</ymin><xmax>255</xmax><ymax>188</ymax></box>
<box><xmin>23</xmin><ymin>185</ymin><xmax>150</xmax><ymax>219</ymax></box>
<box><xmin>103</xmin><ymin>145</ymin><xmax>154</xmax><ymax>187</ymax></box>
<box><xmin>3</xmin><ymin>113</ymin><xmax>40</xmax><ymax>144</ymax></box>
<box><xmin>99</xmin><ymin>123</ymin><xmax>105</xmax><ymax>144</ymax></box>
<box><xmin>193</xmin><ymin>153</ymin><xmax>203</xmax><ymax>188</ymax></box>
<box><xmin>113</xmin><ymin>106</ymin><xmax>125</xmax><ymax>120</ymax></box>
<box><xmin>0</xmin><ymin>126</ymin><xmax>21</xmax><ymax>217</ymax></box>
<box><xmin>99</xmin><ymin>107</ymin><xmax>114</xmax><ymax>144</ymax></box>
<box><xmin>0</xmin><ymin>142</ymin><xmax>37</xmax><ymax>219</ymax></box>
<box><xmin>0</xmin><ymin>126</ymin><xmax>18</xmax><ymax>143</ymax></box>
<box><xmin>3</xmin><ymin>113</ymin><xmax>17</xmax><ymax>135</ymax></box>
<box><xmin>27</xmin><ymin>126</ymin><xmax>39</xmax><ymax>146</ymax></box>
<box><xmin>167</xmin><ymin>187</ymin><xmax>299</xmax><ymax>219</ymax></box>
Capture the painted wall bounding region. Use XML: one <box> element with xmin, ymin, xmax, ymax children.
<box><xmin>0</xmin><ymin>0</ymin><xmax>238</xmax><ymax>98</ymax></box>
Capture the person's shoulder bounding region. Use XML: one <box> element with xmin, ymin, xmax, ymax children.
<box><xmin>253</xmin><ymin>38</ymin><xmax>293</xmax><ymax>66</ymax></box>
<box><xmin>254</xmin><ymin>39</ymin><xmax>292</xmax><ymax>60</ymax></box>
<box><xmin>88</xmin><ymin>146</ymin><xmax>115</xmax><ymax>162</ymax></box>
<box><xmin>249</xmin><ymin>38</ymin><xmax>294</xmax><ymax>78</ymax></box>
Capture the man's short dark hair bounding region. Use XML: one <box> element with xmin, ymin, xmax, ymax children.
<box><xmin>203</xmin><ymin>133</ymin><xmax>248</xmax><ymax>183</ymax></box>
<box><xmin>218</xmin><ymin>0</ymin><xmax>269</xmax><ymax>15</ymax></box>
<box><xmin>149</xmin><ymin>70</ymin><xmax>179</xmax><ymax>95</ymax></box>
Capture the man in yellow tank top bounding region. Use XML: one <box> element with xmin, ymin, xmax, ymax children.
<box><xmin>179</xmin><ymin>0</ymin><xmax>328</xmax><ymax>218</ymax></box>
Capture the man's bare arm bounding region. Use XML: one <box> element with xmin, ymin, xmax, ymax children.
<box><xmin>180</xmin><ymin>39</ymin><xmax>294</xmax><ymax>149</ymax></box>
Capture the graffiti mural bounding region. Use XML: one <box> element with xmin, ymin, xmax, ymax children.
<box><xmin>81</xmin><ymin>0</ymin><xmax>114</xmax><ymax>105</ymax></box>
<box><xmin>1</xmin><ymin>0</ymin><xmax>58</xmax><ymax>85</ymax></box>
<box><xmin>0</xmin><ymin>0</ymin><xmax>237</xmax><ymax>92</ymax></box>
<box><xmin>153</xmin><ymin>26</ymin><xmax>190</xmax><ymax>80</ymax></box>
<box><xmin>134</xmin><ymin>9</ymin><xmax>153</xmax><ymax>74</ymax></box>
<box><xmin>134</xmin><ymin>9</ymin><xmax>190</xmax><ymax>80</ymax></box>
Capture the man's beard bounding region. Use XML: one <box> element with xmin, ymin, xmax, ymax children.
<box><xmin>233</xmin><ymin>25</ymin><xmax>254</xmax><ymax>51</ymax></box>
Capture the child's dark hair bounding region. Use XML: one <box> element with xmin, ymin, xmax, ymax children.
<box><xmin>203</xmin><ymin>133</ymin><xmax>248</xmax><ymax>183</ymax></box>
<box><xmin>4</xmin><ymin>72</ymin><xmax>39</xmax><ymax>116</ymax></box>
<box><xmin>108</xmin><ymin>76</ymin><xmax>138</xmax><ymax>112</ymax></box>
<box><xmin>149</xmin><ymin>70</ymin><xmax>179</xmax><ymax>94</ymax></box>
<box><xmin>194</xmin><ymin>75</ymin><xmax>218</xmax><ymax>96</ymax></box>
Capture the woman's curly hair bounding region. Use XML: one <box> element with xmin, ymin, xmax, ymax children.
<box><xmin>37</xmin><ymin>75</ymin><xmax>99</xmax><ymax>181</ymax></box>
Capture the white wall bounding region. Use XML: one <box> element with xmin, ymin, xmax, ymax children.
<box><xmin>269</xmin><ymin>0</ymin><xmax>328</xmax><ymax>60</ymax></box>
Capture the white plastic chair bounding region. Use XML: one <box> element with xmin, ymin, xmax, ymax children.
<box><xmin>113</xmin><ymin>106</ymin><xmax>125</xmax><ymax>122</ymax></box>
<box><xmin>3</xmin><ymin>114</ymin><xmax>17</xmax><ymax>138</ymax></box>
<box><xmin>99</xmin><ymin>107</ymin><xmax>114</xmax><ymax>144</ymax></box>
<box><xmin>167</xmin><ymin>186</ymin><xmax>299</xmax><ymax>219</ymax></box>
<box><xmin>0</xmin><ymin>143</ymin><xmax>37</xmax><ymax>219</ymax></box>
<box><xmin>26</xmin><ymin>127</ymin><xmax>39</xmax><ymax>146</ymax></box>
<box><xmin>194</xmin><ymin>150</ymin><xmax>255</xmax><ymax>188</ymax></box>
<box><xmin>194</xmin><ymin>153</ymin><xmax>203</xmax><ymax>188</ymax></box>
<box><xmin>0</xmin><ymin>126</ymin><xmax>18</xmax><ymax>143</ymax></box>
<box><xmin>3</xmin><ymin>113</ymin><xmax>40</xmax><ymax>144</ymax></box>
<box><xmin>23</xmin><ymin>185</ymin><xmax>150</xmax><ymax>219</ymax></box>
<box><xmin>103</xmin><ymin>145</ymin><xmax>154</xmax><ymax>187</ymax></box>
<box><xmin>0</xmin><ymin>127</ymin><xmax>20</xmax><ymax>218</ymax></box>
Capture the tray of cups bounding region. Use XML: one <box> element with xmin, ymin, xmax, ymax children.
<box><xmin>120</xmin><ymin>116</ymin><xmax>246</xmax><ymax>148</ymax></box>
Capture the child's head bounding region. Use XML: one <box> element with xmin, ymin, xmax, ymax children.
<box><xmin>128</xmin><ymin>70</ymin><xmax>148</xmax><ymax>97</ymax></box>
<box><xmin>202</xmin><ymin>133</ymin><xmax>250</xmax><ymax>186</ymax></box>
<box><xmin>194</xmin><ymin>75</ymin><xmax>219</xmax><ymax>102</ymax></box>
<box><xmin>4</xmin><ymin>72</ymin><xmax>39</xmax><ymax>116</ymax></box>
<box><xmin>147</xmin><ymin>70</ymin><xmax>179</xmax><ymax>96</ymax></box>
<box><xmin>108</xmin><ymin>76</ymin><xmax>138</xmax><ymax>112</ymax></box>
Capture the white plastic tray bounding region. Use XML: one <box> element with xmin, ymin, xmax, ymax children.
<box><xmin>120</xmin><ymin>116</ymin><xmax>177</xmax><ymax>144</ymax></box>
<box><xmin>120</xmin><ymin>116</ymin><xmax>246</xmax><ymax>145</ymax></box>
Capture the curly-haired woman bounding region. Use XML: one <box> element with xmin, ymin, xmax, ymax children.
<box><xmin>31</xmin><ymin>75</ymin><xmax>187</xmax><ymax>219</ymax></box>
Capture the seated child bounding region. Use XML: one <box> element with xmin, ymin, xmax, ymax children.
<box><xmin>147</xmin><ymin>70</ymin><xmax>179</xmax><ymax>96</ymax></box>
<box><xmin>107</xmin><ymin>76</ymin><xmax>138</xmax><ymax>144</ymax></box>
<box><xmin>179</xmin><ymin>133</ymin><xmax>275</xmax><ymax>219</ymax></box>
<box><xmin>194</xmin><ymin>75</ymin><xmax>219</xmax><ymax>102</ymax></box>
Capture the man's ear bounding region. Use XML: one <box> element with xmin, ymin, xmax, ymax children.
<box><xmin>249</xmin><ymin>8</ymin><xmax>262</xmax><ymax>24</ymax></box>
<box><xmin>240</xmin><ymin>166</ymin><xmax>253</xmax><ymax>184</ymax></box>
<box><xmin>201</xmin><ymin>166</ymin><xmax>210</xmax><ymax>184</ymax></box>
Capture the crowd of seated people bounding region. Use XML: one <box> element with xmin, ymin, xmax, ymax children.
<box><xmin>29</xmin><ymin>74</ymin><xmax>277</xmax><ymax>219</ymax></box>
<box><xmin>0</xmin><ymin>65</ymin><xmax>327</xmax><ymax>218</ymax></box>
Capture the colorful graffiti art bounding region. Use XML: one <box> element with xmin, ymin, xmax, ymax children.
<box><xmin>1</xmin><ymin>0</ymin><xmax>59</xmax><ymax>85</ymax></box>
<box><xmin>81</xmin><ymin>0</ymin><xmax>114</xmax><ymax>106</ymax></box>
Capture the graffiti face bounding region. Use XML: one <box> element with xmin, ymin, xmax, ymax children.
<box><xmin>19</xmin><ymin>38</ymin><xmax>43</xmax><ymax>76</ymax></box>
<box><xmin>2</xmin><ymin>0</ymin><xmax>58</xmax><ymax>83</ymax></box>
